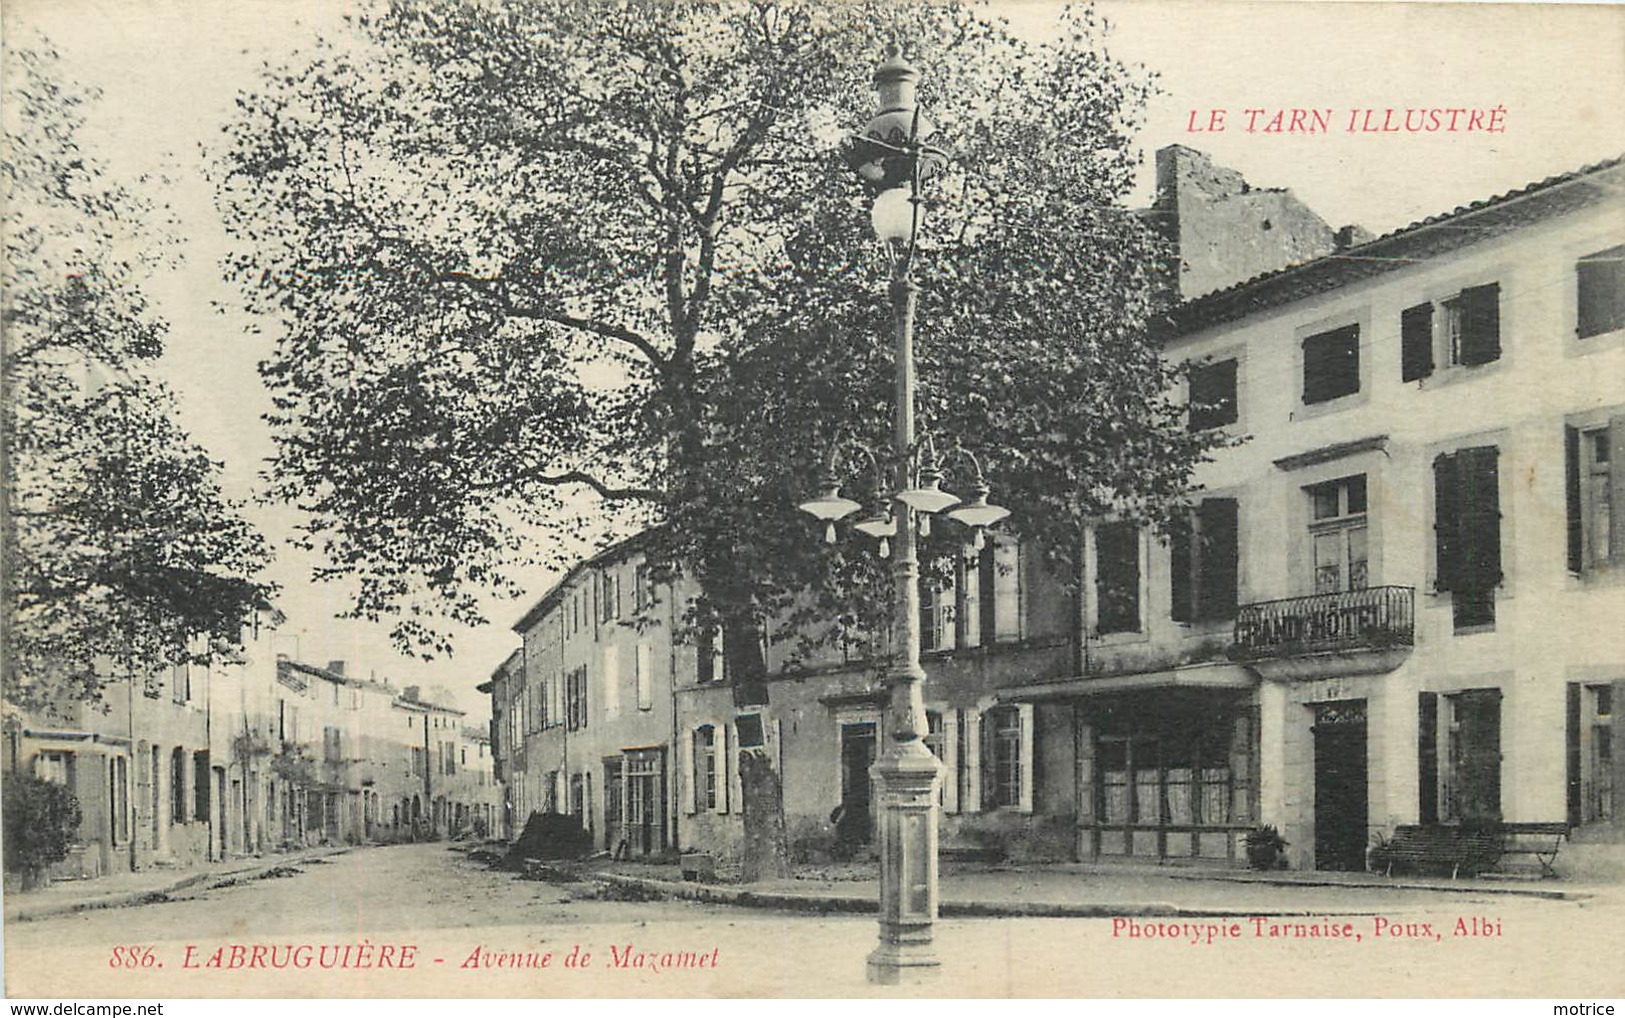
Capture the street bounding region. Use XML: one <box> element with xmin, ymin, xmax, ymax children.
<box><xmin>5</xmin><ymin>843</ymin><xmax>1623</xmax><ymax>997</ymax></box>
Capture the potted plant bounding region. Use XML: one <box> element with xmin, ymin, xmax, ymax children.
<box><xmin>1245</xmin><ymin>824</ymin><xmax>1288</xmax><ymax>870</ymax></box>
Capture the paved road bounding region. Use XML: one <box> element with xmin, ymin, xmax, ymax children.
<box><xmin>6</xmin><ymin>843</ymin><xmax>1621</xmax><ymax>997</ymax></box>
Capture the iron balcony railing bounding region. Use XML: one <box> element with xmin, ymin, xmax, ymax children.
<box><xmin>1232</xmin><ymin>585</ymin><xmax>1414</xmax><ymax>658</ymax></box>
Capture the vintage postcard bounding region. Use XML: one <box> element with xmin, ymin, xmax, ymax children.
<box><xmin>4</xmin><ymin>0</ymin><xmax>1623</xmax><ymax>1001</ymax></box>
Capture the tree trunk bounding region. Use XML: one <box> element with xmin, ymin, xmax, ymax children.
<box><xmin>738</xmin><ymin>750</ymin><xmax>791</xmax><ymax>882</ymax></box>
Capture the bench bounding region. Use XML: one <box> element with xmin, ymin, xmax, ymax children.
<box><xmin>1381</xmin><ymin>825</ymin><xmax>1502</xmax><ymax>879</ymax></box>
<box><xmin>1378</xmin><ymin>823</ymin><xmax>1568</xmax><ymax>879</ymax></box>
<box><xmin>1495</xmin><ymin>822</ymin><xmax>1568</xmax><ymax>877</ymax></box>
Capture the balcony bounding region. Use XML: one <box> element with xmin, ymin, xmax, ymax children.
<box><xmin>1231</xmin><ymin>586</ymin><xmax>1414</xmax><ymax>681</ymax></box>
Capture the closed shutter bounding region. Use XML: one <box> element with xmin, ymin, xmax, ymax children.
<box><xmin>1458</xmin><ymin>447</ymin><xmax>1503</xmax><ymax>593</ymax></box>
<box><xmin>1018</xmin><ymin>703</ymin><xmax>1035</xmax><ymax>814</ymax></box>
<box><xmin>1402</xmin><ymin>302</ymin><xmax>1435</xmax><ymax>381</ymax></box>
<box><xmin>1457</xmin><ymin>283</ymin><xmax>1501</xmax><ymax>366</ymax></box>
<box><xmin>1577</xmin><ymin>245</ymin><xmax>1625</xmax><ymax>339</ymax></box>
<box><xmin>1567</xmin><ymin>683</ymin><xmax>1583</xmax><ymax>828</ymax></box>
<box><xmin>1418</xmin><ymin>692</ymin><xmax>1439</xmax><ymax>824</ymax></box>
<box><xmin>601</xmin><ymin>646</ymin><xmax>619</xmax><ymax>719</ymax></box>
<box><xmin>1076</xmin><ymin>719</ymin><xmax>1095</xmax><ymax>824</ymax></box>
<box><xmin>978</xmin><ymin>545</ymin><xmax>997</xmax><ymax>647</ymax></box>
<box><xmin>1198</xmin><ymin>498</ymin><xmax>1240</xmax><ymax>619</ymax></box>
<box><xmin>1612</xmin><ymin>417</ymin><xmax>1625</xmax><ymax>563</ymax></box>
<box><xmin>1433</xmin><ymin>453</ymin><xmax>1462</xmax><ymax>591</ymax></box>
<box><xmin>1168</xmin><ymin>514</ymin><xmax>1195</xmax><ymax>623</ymax></box>
<box><xmin>722</xmin><ymin>722</ymin><xmax>738</xmax><ymax>814</ymax></box>
<box><xmin>1567</xmin><ymin>426</ymin><xmax>1585</xmax><ymax>574</ymax></box>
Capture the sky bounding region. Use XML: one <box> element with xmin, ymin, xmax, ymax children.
<box><xmin>8</xmin><ymin>0</ymin><xmax>1624</xmax><ymax>719</ymax></box>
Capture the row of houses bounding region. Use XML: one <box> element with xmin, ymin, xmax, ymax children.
<box><xmin>483</xmin><ymin>146</ymin><xmax>1625</xmax><ymax>874</ymax></box>
<box><xmin>2</xmin><ymin>630</ymin><xmax>500</xmax><ymax>882</ymax></box>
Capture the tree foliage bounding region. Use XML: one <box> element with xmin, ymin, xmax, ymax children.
<box><xmin>2</xmin><ymin>772</ymin><xmax>83</xmax><ymax>880</ymax></box>
<box><xmin>3</xmin><ymin>44</ymin><xmax>275</xmax><ymax>710</ymax></box>
<box><xmin>214</xmin><ymin>0</ymin><xmax>1221</xmax><ymax>656</ymax></box>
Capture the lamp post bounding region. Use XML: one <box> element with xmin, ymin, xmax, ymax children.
<box><xmin>845</xmin><ymin>46</ymin><xmax>950</xmax><ymax>986</ymax></box>
<box><xmin>798</xmin><ymin>45</ymin><xmax>1008</xmax><ymax>984</ymax></box>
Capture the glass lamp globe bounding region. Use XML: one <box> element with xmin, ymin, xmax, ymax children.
<box><xmin>870</xmin><ymin>186</ymin><xmax>918</xmax><ymax>246</ymax></box>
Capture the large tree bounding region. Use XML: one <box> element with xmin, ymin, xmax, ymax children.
<box><xmin>215</xmin><ymin>0</ymin><xmax>1215</xmax><ymax>655</ymax></box>
<box><xmin>3</xmin><ymin>44</ymin><xmax>275</xmax><ymax>711</ymax></box>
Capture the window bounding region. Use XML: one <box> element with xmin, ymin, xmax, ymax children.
<box><xmin>1402</xmin><ymin>284</ymin><xmax>1501</xmax><ymax>381</ymax></box>
<box><xmin>1307</xmin><ymin>475</ymin><xmax>1369</xmax><ymax>593</ymax></box>
<box><xmin>984</xmin><ymin>706</ymin><xmax>1026</xmax><ymax>810</ymax></box>
<box><xmin>1433</xmin><ymin>446</ymin><xmax>1501</xmax><ymax>629</ymax></box>
<box><xmin>1302</xmin><ymin>324</ymin><xmax>1360</xmax><ymax>404</ymax></box>
<box><xmin>1421</xmin><ymin>689</ymin><xmax>1502</xmax><ymax>824</ymax></box>
<box><xmin>1188</xmin><ymin>357</ymin><xmax>1238</xmax><ymax>431</ymax></box>
<box><xmin>600</xmin><ymin>645</ymin><xmax>620</xmax><ymax>718</ymax></box>
<box><xmin>1568</xmin><ymin>418</ymin><xmax>1623</xmax><ymax>574</ymax></box>
<box><xmin>1094</xmin><ymin>520</ymin><xmax>1141</xmax><ymax>634</ymax></box>
<box><xmin>35</xmin><ymin>750</ymin><xmax>73</xmax><ymax>786</ymax></box>
<box><xmin>599</xmin><ymin>570</ymin><xmax>619</xmax><ymax>624</ymax></box>
<box><xmin>696</xmin><ymin>626</ymin><xmax>723</xmax><ymax>684</ymax></box>
<box><xmin>1169</xmin><ymin>498</ymin><xmax>1239</xmax><ymax>623</ymax></box>
<box><xmin>171</xmin><ymin>748</ymin><xmax>187</xmax><ymax>824</ymax></box>
<box><xmin>1568</xmin><ymin>682</ymin><xmax>1619</xmax><ymax>827</ymax></box>
<box><xmin>694</xmin><ymin>726</ymin><xmax>717</xmax><ymax>811</ymax></box>
<box><xmin>109</xmin><ymin>755</ymin><xmax>129</xmax><ymax>845</ymax></box>
<box><xmin>634</xmin><ymin>564</ymin><xmax>652</xmax><ymax>611</ymax></box>
<box><xmin>919</xmin><ymin>567</ymin><xmax>956</xmax><ymax>653</ymax></box>
<box><xmin>1577</xmin><ymin>244</ymin><xmax>1625</xmax><ymax>339</ymax></box>
<box><xmin>565</xmin><ymin>666</ymin><xmax>588</xmax><ymax>731</ymax></box>
<box><xmin>322</xmin><ymin>725</ymin><xmax>342</xmax><ymax>762</ymax></box>
<box><xmin>172</xmin><ymin>663</ymin><xmax>191</xmax><ymax>705</ymax></box>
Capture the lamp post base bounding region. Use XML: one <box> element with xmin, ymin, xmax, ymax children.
<box><xmin>866</xmin><ymin>738</ymin><xmax>942</xmax><ymax>985</ymax></box>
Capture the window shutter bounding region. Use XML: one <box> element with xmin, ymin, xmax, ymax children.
<box><xmin>722</xmin><ymin>722</ymin><xmax>737</xmax><ymax>814</ymax></box>
<box><xmin>1577</xmin><ymin>245</ymin><xmax>1625</xmax><ymax>339</ymax></box>
<box><xmin>679</xmin><ymin>731</ymin><xmax>695</xmax><ymax>815</ymax></box>
<box><xmin>1566</xmin><ymin>683</ymin><xmax>1583</xmax><ymax>828</ymax></box>
<box><xmin>1418</xmin><ymin>692</ymin><xmax>1439</xmax><ymax>824</ymax></box>
<box><xmin>1401</xmin><ymin>302</ymin><xmax>1436</xmax><ymax>381</ymax></box>
<box><xmin>1198</xmin><ymin>498</ymin><xmax>1240</xmax><ymax>619</ymax></box>
<box><xmin>1076</xmin><ymin>720</ymin><xmax>1095</xmax><ymax>824</ymax></box>
<box><xmin>600</xmin><ymin>646</ymin><xmax>619</xmax><ymax>719</ymax></box>
<box><xmin>1457</xmin><ymin>283</ymin><xmax>1501</xmax><ymax>366</ymax></box>
<box><xmin>941</xmin><ymin>710</ymin><xmax>960</xmax><ymax>814</ymax></box>
<box><xmin>963</xmin><ymin>711</ymin><xmax>982</xmax><ymax>812</ymax></box>
<box><xmin>1433</xmin><ymin>453</ymin><xmax>1462</xmax><ymax>591</ymax></box>
<box><xmin>992</xmin><ymin>541</ymin><xmax>1022</xmax><ymax>640</ymax></box>
<box><xmin>1458</xmin><ymin>446</ymin><xmax>1502</xmax><ymax>592</ymax></box>
<box><xmin>771</xmin><ymin>717</ymin><xmax>783</xmax><ymax>779</ymax></box>
<box><xmin>1017</xmin><ymin>703</ymin><xmax>1035</xmax><ymax>814</ymax></box>
<box><xmin>1168</xmin><ymin>513</ymin><xmax>1195</xmax><ymax>623</ymax></box>
<box><xmin>1566</xmin><ymin>426</ymin><xmax>1584</xmax><ymax>573</ymax></box>
<box><xmin>978</xmin><ymin>545</ymin><xmax>997</xmax><ymax>647</ymax></box>
<box><xmin>1611</xmin><ymin>417</ymin><xmax>1625</xmax><ymax>562</ymax></box>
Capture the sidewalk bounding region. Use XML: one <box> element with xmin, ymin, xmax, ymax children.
<box><xmin>583</xmin><ymin>857</ymin><xmax>1603</xmax><ymax>919</ymax></box>
<box><xmin>3</xmin><ymin>845</ymin><xmax>353</xmax><ymax>923</ymax></box>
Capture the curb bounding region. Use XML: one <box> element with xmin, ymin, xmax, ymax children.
<box><xmin>582</xmin><ymin>871</ymin><xmax>1400</xmax><ymax>919</ymax></box>
<box><xmin>5</xmin><ymin>847</ymin><xmax>352</xmax><ymax>923</ymax></box>
<box><xmin>1162</xmin><ymin>870</ymin><xmax>1575</xmax><ymax>901</ymax></box>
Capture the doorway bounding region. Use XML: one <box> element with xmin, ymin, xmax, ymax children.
<box><xmin>1312</xmin><ymin>699</ymin><xmax>1368</xmax><ymax>871</ymax></box>
<box><xmin>838</xmin><ymin>722</ymin><xmax>877</xmax><ymax>848</ymax></box>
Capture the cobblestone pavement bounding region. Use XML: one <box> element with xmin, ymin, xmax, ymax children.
<box><xmin>5</xmin><ymin>842</ymin><xmax>1621</xmax><ymax>997</ymax></box>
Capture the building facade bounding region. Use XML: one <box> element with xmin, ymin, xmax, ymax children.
<box><xmin>487</xmin><ymin>151</ymin><xmax>1625</xmax><ymax>875</ymax></box>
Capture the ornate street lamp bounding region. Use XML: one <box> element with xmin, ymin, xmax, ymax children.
<box><xmin>798</xmin><ymin>46</ymin><xmax>1010</xmax><ymax>984</ymax></box>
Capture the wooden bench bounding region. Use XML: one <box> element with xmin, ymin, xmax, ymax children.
<box><xmin>1382</xmin><ymin>825</ymin><xmax>1502</xmax><ymax>878</ymax></box>
<box><xmin>1495</xmin><ymin>822</ymin><xmax>1568</xmax><ymax>877</ymax></box>
<box><xmin>1379</xmin><ymin>823</ymin><xmax>1568</xmax><ymax>879</ymax></box>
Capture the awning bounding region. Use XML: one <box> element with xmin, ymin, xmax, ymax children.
<box><xmin>999</xmin><ymin>661</ymin><xmax>1257</xmax><ymax>702</ymax></box>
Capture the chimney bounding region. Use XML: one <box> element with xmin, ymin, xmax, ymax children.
<box><xmin>327</xmin><ymin>660</ymin><xmax>346</xmax><ymax>676</ymax></box>
<box><xmin>1334</xmin><ymin>224</ymin><xmax>1374</xmax><ymax>250</ymax></box>
<box><xmin>403</xmin><ymin>685</ymin><xmax>420</xmax><ymax>703</ymax></box>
